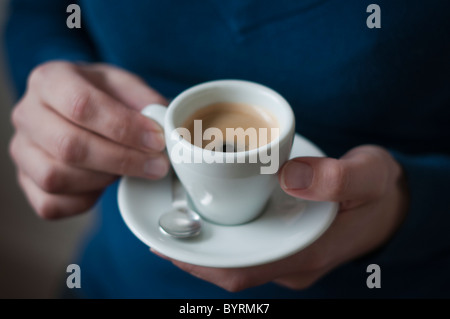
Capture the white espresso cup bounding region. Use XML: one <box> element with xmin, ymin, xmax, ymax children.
<box><xmin>141</xmin><ymin>80</ymin><xmax>295</xmax><ymax>225</ymax></box>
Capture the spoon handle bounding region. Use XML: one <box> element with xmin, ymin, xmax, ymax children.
<box><xmin>171</xmin><ymin>171</ymin><xmax>188</xmax><ymax>210</ymax></box>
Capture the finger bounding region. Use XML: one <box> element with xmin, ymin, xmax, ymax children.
<box><xmin>10</xmin><ymin>133</ymin><xmax>117</xmax><ymax>194</ymax></box>
<box><xmin>14</xmin><ymin>100</ymin><xmax>169</xmax><ymax>179</ymax></box>
<box><xmin>79</xmin><ymin>63</ymin><xmax>168</xmax><ymax>111</ymax></box>
<box><xmin>150</xmin><ymin>246</ymin><xmax>337</xmax><ymax>292</ymax></box>
<box><xmin>279</xmin><ymin>145</ymin><xmax>393</xmax><ymax>202</ymax></box>
<box><xmin>151</xmin><ymin>248</ymin><xmax>284</xmax><ymax>292</ymax></box>
<box><xmin>17</xmin><ymin>170</ymin><xmax>100</xmax><ymax>219</ymax></box>
<box><xmin>28</xmin><ymin>61</ymin><xmax>165</xmax><ymax>152</ymax></box>
<box><xmin>273</xmin><ymin>266</ymin><xmax>334</xmax><ymax>290</ymax></box>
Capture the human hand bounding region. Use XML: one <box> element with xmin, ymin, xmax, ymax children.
<box><xmin>151</xmin><ymin>145</ymin><xmax>409</xmax><ymax>292</ymax></box>
<box><xmin>9</xmin><ymin>61</ymin><xmax>169</xmax><ymax>219</ymax></box>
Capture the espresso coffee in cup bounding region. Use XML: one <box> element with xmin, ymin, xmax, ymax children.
<box><xmin>141</xmin><ymin>80</ymin><xmax>295</xmax><ymax>225</ymax></box>
<box><xmin>181</xmin><ymin>102</ymin><xmax>279</xmax><ymax>152</ymax></box>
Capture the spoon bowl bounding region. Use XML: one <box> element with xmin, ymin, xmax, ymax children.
<box><xmin>159</xmin><ymin>207</ymin><xmax>201</xmax><ymax>238</ymax></box>
<box><xmin>158</xmin><ymin>171</ymin><xmax>202</xmax><ymax>238</ymax></box>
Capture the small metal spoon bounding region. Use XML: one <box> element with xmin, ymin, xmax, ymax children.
<box><xmin>159</xmin><ymin>172</ymin><xmax>202</xmax><ymax>238</ymax></box>
<box><xmin>159</xmin><ymin>143</ymin><xmax>236</xmax><ymax>238</ymax></box>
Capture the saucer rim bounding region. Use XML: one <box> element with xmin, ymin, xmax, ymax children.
<box><xmin>118</xmin><ymin>134</ymin><xmax>338</xmax><ymax>268</ymax></box>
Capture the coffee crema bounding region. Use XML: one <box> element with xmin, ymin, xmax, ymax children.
<box><xmin>181</xmin><ymin>102</ymin><xmax>279</xmax><ymax>152</ymax></box>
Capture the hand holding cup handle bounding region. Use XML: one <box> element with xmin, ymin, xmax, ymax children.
<box><xmin>9</xmin><ymin>61</ymin><xmax>170</xmax><ymax>219</ymax></box>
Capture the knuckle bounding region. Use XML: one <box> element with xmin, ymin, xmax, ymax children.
<box><xmin>28</xmin><ymin>61</ymin><xmax>71</xmax><ymax>86</ymax></box>
<box><xmin>359</xmin><ymin>149</ymin><xmax>388</xmax><ymax>197</ymax></box>
<box><xmin>323</xmin><ymin>160</ymin><xmax>348</xmax><ymax>200</ymax></box>
<box><xmin>36</xmin><ymin>197</ymin><xmax>60</xmax><ymax>220</ymax></box>
<box><xmin>36</xmin><ymin>194</ymin><xmax>97</xmax><ymax>220</ymax></box>
<box><xmin>111</xmin><ymin>113</ymin><xmax>131</xmax><ymax>145</ymax></box>
<box><xmin>28</xmin><ymin>62</ymin><xmax>51</xmax><ymax>87</ymax></box>
<box><xmin>223</xmin><ymin>275</ymin><xmax>248</xmax><ymax>293</ymax></box>
<box><xmin>8</xmin><ymin>135</ymin><xmax>19</xmax><ymax>162</ymax></box>
<box><xmin>38</xmin><ymin>165</ymin><xmax>62</xmax><ymax>193</ymax></box>
<box><xmin>91</xmin><ymin>62</ymin><xmax>115</xmax><ymax>73</ymax></box>
<box><xmin>55</xmin><ymin>134</ymin><xmax>86</xmax><ymax>164</ymax></box>
<box><xmin>66</xmin><ymin>85</ymin><xmax>92</xmax><ymax>123</ymax></box>
<box><xmin>28</xmin><ymin>61</ymin><xmax>77</xmax><ymax>91</ymax></box>
<box><xmin>10</xmin><ymin>103</ymin><xmax>25</xmax><ymax>129</ymax></box>
<box><xmin>365</xmin><ymin>146</ymin><xmax>395</xmax><ymax>194</ymax></box>
<box><xmin>117</xmin><ymin>147</ymin><xmax>134</xmax><ymax>175</ymax></box>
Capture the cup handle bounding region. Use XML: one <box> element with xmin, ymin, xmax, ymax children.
<box><xmin>141</xmin><ymin>104</ymin><xmax>167</xmax><ymax>130</ymax></box>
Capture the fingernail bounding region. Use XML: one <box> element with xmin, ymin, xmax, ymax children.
<box><xmin>143</xmin><ymin>131</ymin><xmax>165</xmax><ymax>151</ymax></box>
<box><xmin>144</xmin><ymin>156</ymin><xmax>169</xmax><ymax>178</ymax></box>
<box><xmin>282</xmin><ymin>161</ymin><xmax>313</xmax><ymax>190</ymax></box>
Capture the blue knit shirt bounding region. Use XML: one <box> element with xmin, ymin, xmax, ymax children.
<box><xmin>5</xmin><ymin>0</ymin><xmax>450</xmax><ymax>298</ymax></box>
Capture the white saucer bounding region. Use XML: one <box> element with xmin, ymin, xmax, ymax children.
<box><xmin>118</xmin><ymin>134</ymin><xmax>338</xmax><ymax>268</ymax></box>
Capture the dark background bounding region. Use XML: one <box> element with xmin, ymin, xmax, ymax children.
<box><xmin>0</xmin><ymin>1</ymin><xmax>94</xmax><ymax>298</ymax></box>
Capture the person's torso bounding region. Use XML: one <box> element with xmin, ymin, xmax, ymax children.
<box><xmin>77</xmin><ymin>0</ymin><xmax>450</xmax><ymax>298</ymax></box>
<box><xmin>80</xmin><ymin>0</ymin><xmax>450</xmax><ymax>157</ymax></box>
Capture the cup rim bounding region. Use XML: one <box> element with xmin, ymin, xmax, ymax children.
<box><xmin>165</xmin><ymin>79</ymin><xmax>295</xmax><ymax>161</ymax></box>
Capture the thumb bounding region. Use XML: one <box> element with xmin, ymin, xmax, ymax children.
<box><xmin>279</xmin><ymin>145</ymin><xmax>394</xmax><ymax>202</ymax></box>
<box><xmin>80</xmin><ymin>63</ymin><xmax>168</xmax><ymax>111</ymax></box>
